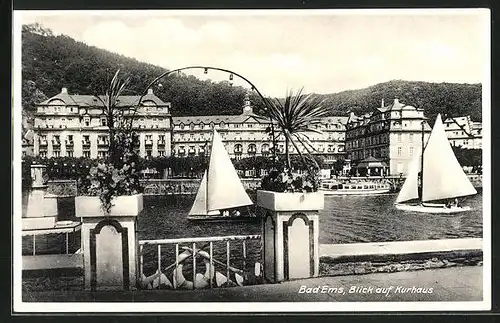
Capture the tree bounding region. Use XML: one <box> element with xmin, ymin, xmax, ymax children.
<box><xmin>264</xmin><ymin>88</ymin><xmax>331</xmax><ymax>170</ymax></box>
<box><xmin>77</xmin><ymin>70</ymin><xmax>143</xmax><ymax>213</ymax></box>
<box><xmin>332</xmin><ymin>157</ymin><xmax>346</xmax><ymax>176</ymax></box>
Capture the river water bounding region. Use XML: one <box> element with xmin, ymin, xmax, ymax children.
<box><xmin>137</xmin><ymin>190</ymin><xmax>483</xmax><ymax>244</ymax></box>
<box><xmin>21</xmin><ymin>190</ymin><xmax>483</xmax><ymax>277</ymax></box>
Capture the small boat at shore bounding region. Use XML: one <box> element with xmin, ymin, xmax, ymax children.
<box><xmin>319</xmin><ymin>180</ymin><xmax>392</xmax><ymax>196</ymax></box>
<box><xmin>394</xmin><ymin>114</ymin><xmax>477</xmax><ymax>214</ymax></box>
<box><xmin>187</xmin><ymin>129</ymin><xmax>257</xmax><ymax>223</ymax></box>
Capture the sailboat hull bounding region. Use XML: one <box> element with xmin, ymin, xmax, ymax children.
<box><xmin>394</xmin><ymin>203</ymin><xmax>472</xmax><ymax>214</ymax></box>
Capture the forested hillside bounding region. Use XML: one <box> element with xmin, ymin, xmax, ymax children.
<box><xmin>21</xmin><ymin>23</ymin><xmax>250</xmax><ymax>117</ymax></box>
<box><xmin>314</xmin><ymin>80</ymin><xmax>482</xmax><ymax>122</ymax></box>
<box><xmin>21</xmin><ymin>23</ymin><xmax>482</xmax><ymax>123</ymax></box>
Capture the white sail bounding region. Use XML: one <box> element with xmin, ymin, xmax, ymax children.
<box><xmin>206</xmin><ymin>129</ymin><xmax>253</xmax><ymax>212</ymax></box>
<box><xmin>188</xmin><ymin>171</ymin><xmax>220</xmax><ymax>216</ymax></box>
<box><xmin>395</xmin><ymin>147</ymin><xmax>421</xmax><ymax>204</ymax></box>
<box><xmin>422</xmin><ymin>114</ymin><xmax>477</xmax><ymax>202</ymax></box>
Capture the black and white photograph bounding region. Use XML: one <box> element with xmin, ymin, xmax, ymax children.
<box><xmin>12</xmin><ymin>8</ymin><xmax>490</xmax><ymax>313</ymax></box>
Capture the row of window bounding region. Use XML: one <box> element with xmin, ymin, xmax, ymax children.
<box><xmin>37</xmin><ymin>116</ymin><xmax>168</xmax><ymax>128</ymax></box>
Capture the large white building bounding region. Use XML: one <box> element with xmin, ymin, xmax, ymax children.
<box><xmin>171</xmin><ymin>93</ymin><xmax>347</xmax><ymax>163</ymax></box>
<box><xmin>443</xmin><ymin>115</ymin><xmax>482</xmax><ymax>149</ymax></box>
<box><xmin>345</xmin><ymin>98</ymin><xmax>432</xmax><ymax>176</ymax></box>
<box><xmin>32</xmin><ymin>88</ymin><xmax>173</xmax><ymax>159</ymax></box>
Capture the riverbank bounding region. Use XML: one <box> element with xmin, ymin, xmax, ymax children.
<box><xmin>42</xmin><ymin>174</ymin><xmax>483</xmax><ymax>197</ymax></box>
<box><xmin>22</xmin><ymin>244</ymin><xmax>482</xmax><ymax>296</ymax></box>
<box><xmin>21</xmin><ymin>266</ymin><xmax>482</xmax><ymax>304</ymax></box>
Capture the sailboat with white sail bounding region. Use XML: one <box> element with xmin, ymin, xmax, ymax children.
<box><xmin>394</xmin><ymin>114</ymin><xmax>477</xmax><ymax>214</ymax></box>
<box><xmin>187</xmin><ymin>129</ymin><xmax>257</xmax><ymax>222</ymax></box>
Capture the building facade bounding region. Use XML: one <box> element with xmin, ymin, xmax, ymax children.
<box><xmin>345</xmin><ymin>98</ymin><xmax>431</xmax><ymax>176</ymax></box>
<box><xmin>443</xmin><ymin>115</ymin><xmax>482</xmax><ymax>149</ymax></box>
<box><xmin>32</xmin><ymin>88</ymin><xmax>173</xmax><ymax>159</ymax></box>
<box><xmin>171</xmin><ymin>94</ymin><xmax>347</xmax><ymax>163</ymax></box>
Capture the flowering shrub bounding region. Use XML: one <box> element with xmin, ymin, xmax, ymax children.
<box><xmin>77</xmin><ymin>161</ymin><xmax>142</xmax><ymax>213</ymax></box>
<box><xmin>260</xmin><ymin>164</ymin><xmax>320</xmax><ymax>193</ymax></box>
<box><xmin>77</xmin><ymin>126</ymin><xmax>143</xmax><ymax>213</ymax></box>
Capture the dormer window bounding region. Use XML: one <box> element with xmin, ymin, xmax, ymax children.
<box><xmin>190</xmin><ymin>122</ymin><xmax>195</xmax><ymax>130</ymax></box>
<box><xmin>83</xmin><ymin>116</ymin><xmax>91</xmax><ymax>127</ymax></box>
<box><xmin>100</xmin><ymin>116</ymin><xmax>107</xmax><ymax>126</ymax></box>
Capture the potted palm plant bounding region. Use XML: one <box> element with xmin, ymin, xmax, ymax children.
<box><xmin>257</xmin><ymin>88</ymin><xmax>330</xmax><ymax>211</ymax></box>
<box><xmin>75</xmin><ymin>70</ymin><xmax>144</xmax><ymax>217</ymax></box>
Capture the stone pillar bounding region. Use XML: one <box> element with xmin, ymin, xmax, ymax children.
<box><xmin>76</xmin><ymin>194</ymin><xmax>144</xmax><ymax>291</ymax></box>
<box><xmin>23</xmin><ymin>164</ymin><xmax>58</xmax><ymax>230</ymax></box>
<box><xmin>256</xmin><ymin>190</ymin><xmax>324</xmax><ymax>283</ymax></box>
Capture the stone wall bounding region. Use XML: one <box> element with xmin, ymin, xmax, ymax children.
<box><xmin>44</xmin><ymin>174</ymin><xmax>481</xmax><ymax>197</ymax></box>
<box><xmin>45</xmin><ymin>178</ymin><xmax>262</xmax><ymax>197</ymax></box>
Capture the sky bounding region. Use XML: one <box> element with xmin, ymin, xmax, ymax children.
<box><xmin>17</xmin><ymin>9</ymin><xmax>490</xmax><ymax>97</ymax></box>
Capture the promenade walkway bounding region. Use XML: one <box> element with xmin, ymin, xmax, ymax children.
<box><xmin>23</xmin><ymin>266</ymin><xmax>482</xmax><ymax>303</ymax></box>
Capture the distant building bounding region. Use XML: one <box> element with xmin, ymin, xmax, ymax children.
<box><xmin>171</xmin><ymin>93</ymin><xmax>348</xmax><ymax>164</ymax></box>
<box><xmin>32</xmin><ymin>88</ymin><xmax>173</xmax><ymax>159</ymax></box>
<box><xmin>22</xmin><ymin>129</ymin><xmax>34</xmax><ymax>157</ymax></box>
<box><xmin>443</xmin><ymin>115</ymin><xmax>482</xmax><ymax>149</ymax></box>
<box><xmin>345</xmin><ymin>98</ymin><xmax>431</xmax><ymax>176</ymax></box>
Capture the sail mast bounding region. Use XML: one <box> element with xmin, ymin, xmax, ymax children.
<box><xmin>420</xmin><ymin>120</ymin><xmax>425</xmax><ymax>202</ymax></box>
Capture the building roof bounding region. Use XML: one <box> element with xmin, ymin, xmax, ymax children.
<box><xmin>172</xmin><ymin>114</ymin><xmax>265</xmax><ymax>125</ymax></box>
<box><xmin>38</xmin><ymin>88</ymin><xmax>170</xmax><ymax>107</ymax></box>
<box><xmin>356</xmin><ymin>156</ymin><xmax>389</xmax><ymax>168</ymax></box>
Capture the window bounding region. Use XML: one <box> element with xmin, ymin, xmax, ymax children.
<box><xmin>53</xmin><ymin>151</ymin><xmax>61</xmax><ymax>157</ymax></box>
<box><xmin>409</xmin><ymin>133</ymin><xmax>413</xmax><ymax>142</ymax></box>
<box><xmin>83</xmin><ymin>151</ymin><xmax>91</xmax><ymax>158</ymax></box>
<box><xmin>39</xmin><ymin>151</ymin><xmax>47</xmax><ymax>158</ymax></box>
<box><xmin>146</xmin><ymin>150</ymin><xmax>152</xmax><ymax>157</ymax></box>
<box><xmin>67</xmin><ymin>151</ymin><xmax>74</xmax><ymax>157</ymax></box>
<box><xmin>101</xmin><ymin>117</ymin><xmax>107</xmax><ymax>126</ymax></box>
<box><xmin>84</xmin><ymin>117</ymin><xmax>90</xmax><ymax>127</ymax></box>
<box><xmin>158</xmin><ymin>150</ymin><xmax>165</xmax><ymax>157</ymax></box>
<box><xmin>409</xmin><ymin>147</ymin><xmax>414</xmax><ymax>156</ymax></box>
<box><xmin>397</xmin><ymin>147</ymin><xmax>402</xmax><ymax>156</ymax></box>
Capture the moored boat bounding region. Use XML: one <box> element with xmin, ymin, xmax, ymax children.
<box><xmin>319</xmin><ymin>180</ymin><xmax>392</xmax><ymax>196</ymax></box>
<box><xmin>394</xmin><ymin>114</ymin><xmax>477</xmax><ymax>214</ymax></box>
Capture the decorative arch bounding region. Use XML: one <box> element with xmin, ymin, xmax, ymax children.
<box><xmin>263</xmin><ymin>212</ymin><xmax>276</xmax><ymax>283</ymax></box>
<box><xmin>48</xmin><ymin>98</ymin><xmax>66</xmax><ymax>105</ymax></box>
<box><xmin>282</xmin><ymin>212</ymin><xmax>315</xmax><ymax>280</ymax></box>
<box><xmin>90</xmin><ymin>218</ymin><xmax>130</xmax><ymax>291</ymax></box>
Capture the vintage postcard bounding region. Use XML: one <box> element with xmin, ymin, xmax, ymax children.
<box><xmin>12</xmin><ymin>8</ymin><xmax>491</xmax><ymax>313</ymax></box>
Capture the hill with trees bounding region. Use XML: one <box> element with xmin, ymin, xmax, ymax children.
<box><xmin>21</xmin><ymin>23</ymin><xmax>482</xmax><ymax>124</ymax></box>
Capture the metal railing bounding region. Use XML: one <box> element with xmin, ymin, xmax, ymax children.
<box><xmin>138</xmin><ymin>234</ymin><xmax>262</xmax><ymax>290</ymax></box>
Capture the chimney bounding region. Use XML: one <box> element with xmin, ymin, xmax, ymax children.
<box><xmin>381</xmin><ymin>98</ymin><xmax>385</xmax><ymax>108</ymax></box>
<box><xmin>147</xmin><ymin>88</ymin><xmax>153</xmax><ymax>95</ymax></box>
<box><xmin>394</xmin><ymin>98</ymin><xmax>399</xmax><ymax>104</ymax></box>
<box><xmin>61</xmin><ymin>87</ymin><xmax>68</xmax><ymax>94</ymax></box>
